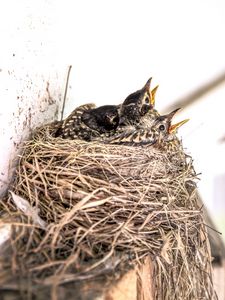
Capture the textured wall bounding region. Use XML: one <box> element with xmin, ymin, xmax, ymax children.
<box><xmin>0</xmin><ymin>66</ymin><xmax>66</xmax><ymax>196</ymax></box>
<box><xmin>0</xmin><ymin>1</ymin><xmax>66</xmax><ymax>196</ymax></box>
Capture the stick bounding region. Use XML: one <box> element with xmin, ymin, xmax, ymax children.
<box><xmin>61</xmin><ymin>65</ymin><xmax>72</xmax><ymax>121</ymax></box>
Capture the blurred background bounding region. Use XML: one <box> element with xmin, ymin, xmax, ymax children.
<box><xmin>1</xmin><ymin>0</ymin><xmax>225</xmax><ymax>256</ymax></box>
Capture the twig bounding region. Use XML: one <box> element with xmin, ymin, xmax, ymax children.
<box><xmin>60</xmin><ymin>65</ymin><xmax>72</xmax><ymax>121</ymax></box>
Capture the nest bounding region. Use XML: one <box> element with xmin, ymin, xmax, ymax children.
<box><xmin>0</xmin><ymin>125</ymin><xmax>217</xmax><ymax>299</ymax></box>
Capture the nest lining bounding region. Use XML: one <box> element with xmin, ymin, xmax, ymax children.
<box><xmin>0</xmin><ymin>126</ymin><xmax>217</xmax><ymax>299</ymax></box>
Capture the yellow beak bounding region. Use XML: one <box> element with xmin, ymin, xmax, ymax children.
<box><xmin>143</xmin><ymin>77</ymin><xmax>152</xmax><ymax>94</ymax></box>
<box><xmin>150</xmin><ymin>85</ymin><xmax>159</xmax><ymax>107</ymax></box>
<box><xmin>169</xmin><ymin>119</ymin><xmax>189</xmax><ymax>133</ymax></box>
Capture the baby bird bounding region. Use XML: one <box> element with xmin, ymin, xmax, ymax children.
<box><xmin>81</xmin><ymin>105</ymin><xmax>120</xmax><ymax>134</ymax></box>
<box><xmin>102</xmin><ymin>108</ymin><xmax>189</xmax><ymax>149</ymax></box>
<box><xmin>136</xmin><ymin>84</ymin><xmax>160</xmax><ymax>128</ymax></box>
<box><xmin>55</xmin><ymin>103</ymin><xmax>120</xmax><ymax>141</ymax></box>
<box><xmin>54</xmin><ymin>103</ymin><xmax>96</xmax><ymax>140</ymax></box>
<box><xmin>119</xmin><ymin>77</ymin><xmax>155</xmax><ymax>126</ymax></box>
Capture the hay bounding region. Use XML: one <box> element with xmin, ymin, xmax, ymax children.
<box><xmin>0</xmin><ymin>126</ymin><xmax>217</xmax><ymax>299</ymax></box>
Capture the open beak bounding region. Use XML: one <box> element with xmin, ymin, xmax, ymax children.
<box><xmin>143</xmin><ymin>77</ymin><xmax>152</xmax><ymax>94</ymax></box>
<box><xmin>150</xmin><ymin>85</ymin><xmax>159</xmax><ymax>107</ymax></box>
<box><xmin>164</xmin><ymin>108</ymin><xmax>189</xmax><ymax>133</ymax></box>
<box><xmin>169</xmin><ymin>119</ymin><xmax>189</xmax><ymax>133</ymax></box>
<box><xmin>166</xmin><ymin>107</ymin><xmax>181</xmax><ymax>121</ymax></box>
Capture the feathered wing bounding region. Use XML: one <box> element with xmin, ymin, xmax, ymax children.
<box><xmin>102</xmin><ymin>126</ymin><xmax>156</xmax><ymax>146</ymax></box>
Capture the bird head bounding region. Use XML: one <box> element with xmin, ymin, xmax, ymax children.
<box><xmin>138</xmin><ymin>77</ymin><xmax>153</xmax><ymax>115</ymax></box>
<box><xmin>120</xmin><ymin>77</ymin><xmax>159</xmax><ymax>125</ymax></box>
<box><xmin>151</xmin><ymin>108</ymin><xmax>189</xmax><ymax>142</ymax></box>
<box><xmin>137</xmin><ymin>78</ymin><xmax>159</xmax><ymax>114</ymax></box>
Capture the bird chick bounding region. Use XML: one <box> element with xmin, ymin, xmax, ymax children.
<box><xmin>137</xmin><ymin>84</ymin><xmax>160</xmax><ymax>128</ymax></box>
<box><xmin>54</xmin><ymin>103</ymin><xmax>97</xmax><ymax>140</ymax></box>
<box><xmin>81</xmin><ymin>105</ymin><xmax>120</xmax><ymax>134</ymax></box>
<box><xmin>102</xmin><ymin>108</ymin><xmax>189</xmax><ymax>148</ymax></box>
<box><xmin>55</xmin><ymin>103</ymin><xmax>120</xmax><ymax>141</ymax></box>
<box><xmin>119</xmin><ymin>77</ymin><xmax>155</xmax><ymax>126</ymax></box>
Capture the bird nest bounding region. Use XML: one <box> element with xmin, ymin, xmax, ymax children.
<box><xmin>0</xmin><ymin>125</ymin><xmax>216</xmax><ymax>299</ymax></box>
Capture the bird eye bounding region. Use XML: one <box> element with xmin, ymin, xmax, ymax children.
<box><xmin>144</xmin><ymin>96</ymin><xmax>149</xmax><ymax>104</ymax></box>
<box><xmin>159</xmin><ymin>124</ymin><xmax>165</xmax><ymax>131</ymax></box>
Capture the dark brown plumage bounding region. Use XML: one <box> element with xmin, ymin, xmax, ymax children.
<box><xmin>81</xmin><ymin>105</ymin><xmax>120</xmax><ymax>133</ymax></box>
<box><xmin>101</xmin><ymin>108</ymin><xmax>189</xmax><ymax>150</ymax></box>
<box><xmin>54</xmin><ymin>103</ymin><xmax>96</xmax><ymax>140</ymax></box>
<box><xmin>55</xmin><ymin>103</ymin><xmax>120</xmax><ymax>141</ymax></box>
<box><xmin>119</xmin><ymin>77</ymin><xmax>155</xmax><ymax>126</ymax></box>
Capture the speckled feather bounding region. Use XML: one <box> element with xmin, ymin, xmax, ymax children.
<box><xmin>55</xmin><ymin>103</ymin><xmax>99</xmax><ymax>141</ymax></box>
<box><xmin>55</xmin><ymin>103</ymin><xmax>121</xmax><ymax>141</ymax></box>
<box><xmin>99</xmin><ymin>109</ymin><xmax>186</xmax><ymax>156</ymax></box>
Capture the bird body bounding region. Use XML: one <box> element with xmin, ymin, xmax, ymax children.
<box><xmin>55</xmin><ymin>103</ymin><xmax>120</xmax><ymax>141</ymax></box>
<box><xmin>81</xmin><ymin>105</ymin><xmax>120</xmax><ymax>133</ymax></box>
<box><xmin>55</xmin><ymin>103</ymin><xmax>97</xmax><ymax>140</ymax></box>
<box><xmin>100</xmin><ymin>108</ymin><xmax>189</xmax><ymax>151</ymax></box>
